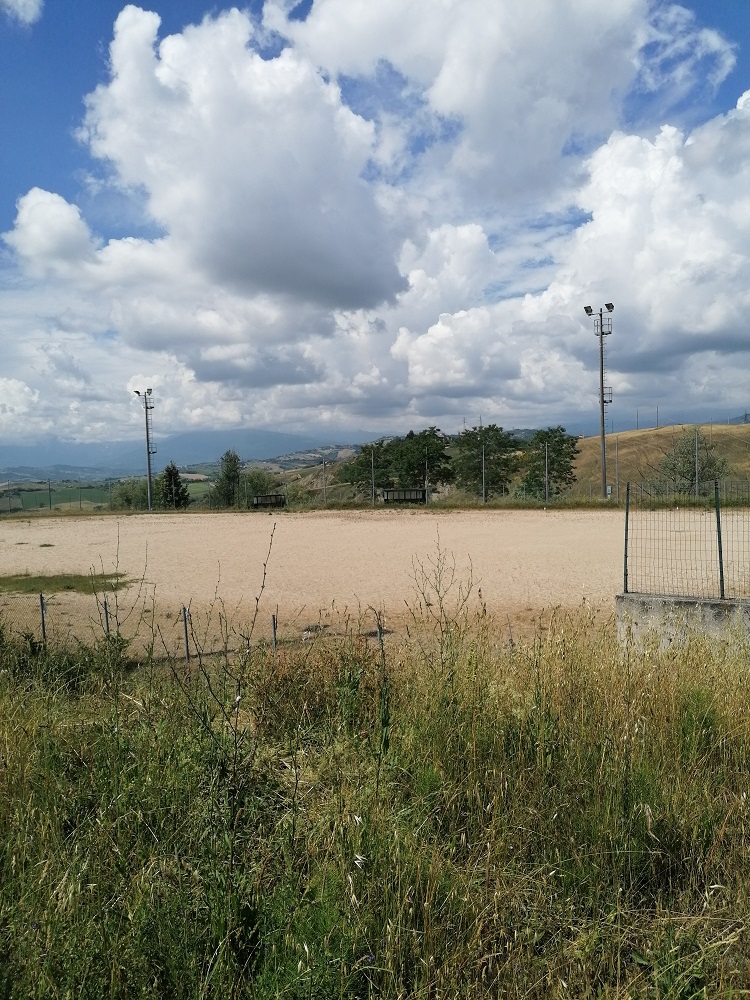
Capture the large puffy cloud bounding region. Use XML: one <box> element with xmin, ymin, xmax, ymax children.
<box><xmin>266</xmin><ymin>0</ymin><xmax>735</xmax><ymax>210</ymax></box>
<box><xmin>3</xmin><ymin>203</ymin><xmax>341</xmax><ymax>395</ymax></box>
<box><xmin>4</xmin><ymin>188</ymin><xmax>100</xmax><ymax>277</ymax></box>
<box><xmin>0</xmin><ymin>378</ymin><xmax>40</xmax><ymax>425</ymax></box>
<box><xmin>78</xmin><ymin>5</ymin><xmax>405</xmax><ymax>309</ymax></box>
<box><xmin>397</xmin><ymin>224</ymin><xmax>501</xmax><ymax>328</ymax></box>
<box><xmin>560</xmin><ymin>91</ymin><xmax>750</xmax><ymax>365</ymax></box>
<box><xmin>389</xmin><ymin>89</ymin><xmax>750</xmax><ymax>426</ymax></box>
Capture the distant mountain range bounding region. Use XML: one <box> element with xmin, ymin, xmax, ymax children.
<box><xmin>0</xmin><ymin>426</ymin><xmax>546</xmax><ymax>482</ymax></box>
<box><xmin>0</xmin><ymin>428</ymin><xmax>374</xmax><ymax>480</ymax></box>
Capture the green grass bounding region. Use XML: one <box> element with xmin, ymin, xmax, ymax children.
<box><xmin>0</xmin><ymin>582</ymin><xmax>749</xmax><ymax>997</ymax></box>
<box><xmin>4</xmin><ymin>485</ymin><xmax>114</xmax><ymax>510</ymax></box>
<box><xmin>187</xmin><ymin>480</ymin><xmax>211</xmax><ymax>500</ymax></box>
<box><xmin>0</xmin><ymin>571</ymin><xmax>127</xmax><ymax>594</ymax></box>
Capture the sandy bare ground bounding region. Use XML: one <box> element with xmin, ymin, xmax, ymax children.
<box><xmin>0</xmin><ymin>509</ymin><xmax>624</xmax><ymax>647</ymax></box>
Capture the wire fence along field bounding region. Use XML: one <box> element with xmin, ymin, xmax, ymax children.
<box><xmin>624</xmin><ymin>480</ymin><xmax>750</xmax><ymax>600</ymax></box>
<box><xmin>0</xmin><ymin>587</ymin><xmax>368</xmax><ymax>662</ymax></box>
<box><xmin>0</xmin><ymin>482</ymin><xmax>116</xmax><ymax>513</ymax></box>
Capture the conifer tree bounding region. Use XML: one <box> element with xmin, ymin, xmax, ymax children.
<box><xmin>154</xmin><ymin>461</ymin><xmax>190</xmax><ymax>509</ymax></box>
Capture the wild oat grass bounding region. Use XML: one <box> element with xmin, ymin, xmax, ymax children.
<box><xmin>0</xmin><ymin>591</ymin><xmax>749</xmax><ymax>998</ymax></box>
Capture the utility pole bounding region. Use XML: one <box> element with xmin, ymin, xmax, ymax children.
<box><xmin>584</xmin><ymin>303</ymin><xmax>614</xmax><ymax>499</ymax></box>
<box><xmin>134</xmin><ymin>388</ymin><xmax>156</xmax><ymax>510</ymax></box>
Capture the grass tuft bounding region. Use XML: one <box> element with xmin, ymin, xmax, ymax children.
<box><xmin>0</xmin><ymin>571</ymin><xmax>127</xmax><ymax>595</ymax></box>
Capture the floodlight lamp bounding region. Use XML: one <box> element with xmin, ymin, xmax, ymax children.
<box><xmin>134</xmin><ymin>390</ymin><xmax>141</xmax><ymax>396</ymax></box>
<box><xmin>605</xmin><ymin>302</ymin><xmax>614</xmax><ymax>312</ymax></box>
<box><xmin>584</xmin><ymin>306</ymin><xmax>593</xmax><ymax>316</ymax></box>
<box><xmin>146</xmin><ymin>388</ymin><xmax>152</xmax><ymax>395</ymax></box>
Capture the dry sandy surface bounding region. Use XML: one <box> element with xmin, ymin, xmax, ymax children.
<box><xmin>0</xmin><ymin>509</ymin><xmax>624</xmax><ymax>644</ymax></box>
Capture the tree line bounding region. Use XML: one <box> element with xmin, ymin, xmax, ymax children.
<box><xmin>110</xmin><ymin>454</ymin><xmax>278</xmax><ymax>511</ymax></box>
<box><xmin>108</xmin><ymin>424</ymin><xmax>733</xmax><ymax>511</ymax></box>
<box><xmin>109</xmin><ymin>429</ymin><xmax>579</xmax><ymax>511</ymax></box>
<box><xmin>335</xmin><ymin>424</ymin><xmax>580</xmax><ymax>501</ymax></box>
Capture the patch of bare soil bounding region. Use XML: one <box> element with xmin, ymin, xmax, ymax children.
<box><xmin>0</xmin><ymin>509</ymin><xmax>623</xmax><ymax>648</ymax></box>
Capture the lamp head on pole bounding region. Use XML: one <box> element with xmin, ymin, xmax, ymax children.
<box><xmin>583</xmin><ymin>306</ymin><xmax>593</xmax><ymax>316</ymax></box>
<box><xmin>605</xmin><ymin>302</ymin><xmax>614</xmax><ymax>312</ymax></box>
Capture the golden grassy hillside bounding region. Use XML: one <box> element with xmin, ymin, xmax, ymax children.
<box><xmin>573</xmin><ymin>423</ymin><xmax>750</xmax><ymax>495</ymax></box>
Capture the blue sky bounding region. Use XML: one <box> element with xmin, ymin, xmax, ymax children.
<box><xmin>688</xmin><ymin>0</ymin><xmax>750</xmax><ymax>103</ymax></box>
<box><xmin>1</xmin><ymin>0</ymin><xmax>749</xmax><ymax>448</ymax></box>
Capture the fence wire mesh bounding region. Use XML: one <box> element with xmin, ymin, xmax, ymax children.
<box><xmin>0</xmin><ymin>588</ymin><xmax>358</xmax><ymax>661</ymax></box>
<box><xmin>0</xmin><ymin>591</ymin><xmax>206</xmax><ymax>659</ymax></box>
<box><xmin>625</xmin><ymin>480</ymin><xmax>750</xmax><ymax>600</ymax></box>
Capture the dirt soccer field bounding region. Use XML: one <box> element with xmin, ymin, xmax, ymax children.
<box><xmin>0</xmin><ymin>509</ymin><xmax>624</xmax><ymax>645</ymax></box>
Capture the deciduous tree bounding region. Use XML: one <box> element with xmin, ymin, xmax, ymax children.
<box><xmin>110</xmin><ymin>479</ymin><xmax>149</xmax><ymax>510</ymax></box>
<box><xmin>520</xmin><ymin>426</ymin><xmax>579</xmax><ymax>500</ymax></box>
<box><xmin>336</xmin><ymin>428</ymin><xmax>454</xmax><ymax>498</ymax></box>
<box><xmin>389</xmin><ymin>428</ymin><xmax>454</xmax><ymax>490</ymax></box>
<box><xmin>455</xmin><ymin>424</ymin><xmax>519</xmax><ymax>499</ymax></box>
<box><xmin>658</xmin><ymin>428</ymin><xmax>729</xmax><ymax>491</ymax></box>
<box><xmin>334</xmin><ymin>439</ymin><xmax>393</xmax><ymax>497</ymax></box>
<box><xmin>243</xmin><ymin>468</ymin><xmax>278</xmax><ymax>503</ymax></box>
<box><xmin>214</xmin><ymin>449</ymin><xmax>242</xmax><ymax>507</ymax></box>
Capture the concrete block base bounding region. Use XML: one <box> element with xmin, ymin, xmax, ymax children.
<box><xmin>616</xmin><ymin>592</ymin><xmax>750</xmax><ymax>649</ymax></box>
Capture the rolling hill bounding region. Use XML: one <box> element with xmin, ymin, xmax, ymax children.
<box><xmin>572</xmin><ymin>423</ymin><xmax>750</xmax><ymax>496</ymax></box>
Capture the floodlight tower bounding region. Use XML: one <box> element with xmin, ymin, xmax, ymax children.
<box><xmin>584</xmin><ymin>303</ymin><xmax>614</xmax><ymax>500</ymax></box>
<box><xmin>134</xmin><ymin>388</ymin><xmax>156</xmax><ymax>510</ymax></box>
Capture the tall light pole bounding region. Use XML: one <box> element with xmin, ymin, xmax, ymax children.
<box><xmin>134</xmin><ymin>388</ymin><xmax>156</xmax><ymax>510</ymax></box>
<box><xmin>584</xmin><ymin>303</ymin><xmax>614</xmax><ymax>500</ymax></box>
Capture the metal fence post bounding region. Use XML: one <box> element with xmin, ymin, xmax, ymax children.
<box><xmin>714</xmin><ymin>480</ymin><xmax>725</xmax><ymax>600</ymax></box>
<box><xmin>39</xmin><ymin>593</ymin><xmax>47</xmax><ymax>648</ymax></box>
<box><xmin>182</xmin><ymin>606</ymin><xmax>190</xmax><ymax>664</ymax></box>
<box><xmin>623</xmin><ymin>482</ymin><xmax>630</xmax><ymax>594</ymax></box>
<box><xmin>272</xmin><ymin>613</ymin><xmax>277</xmax><ymax>656</ymax></box>
<box><xmin>103</xmin><ymin>595</ymin><xmax>110</xmax><ymax>636</ymax></box>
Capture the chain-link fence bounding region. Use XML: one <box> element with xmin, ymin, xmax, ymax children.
<box><xmin>0</xmin><ymin>591</ymin><xmax>217</xmax><ymax>660</ymax></box>
<box><xmin>0</xmin><ymin>587</ymin><xmax>358</xmax><ymax>662</ymax></box>
<box><xmin>624</xmin><ymin>480</ymin><xmax>750</xmax><ymax>600</ymax></box>
<box><xmin>0</xmin><ymin>482</ymin><xmax>119</xmax><ymax>513</ymax></box>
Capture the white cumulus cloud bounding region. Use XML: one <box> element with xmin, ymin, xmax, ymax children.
<box><xmin>79</xmin><ymin>5</ymin><xmax>404</xmax><ymax>309</ymax></box>
<box><xmin>4</xmin><ymin>188</ymin><xmax>100</xmax><ymax>277</ymax></box>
